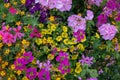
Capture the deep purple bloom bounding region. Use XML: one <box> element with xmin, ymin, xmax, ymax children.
<box><xmin>23</xmin><ymin>51</ymin><xmax>34</xmax><ymax>64</ymax></box>
<box><xmin>4</xmin><ymin>0</ymin><xmax>9</xmax><ymax>2</ymax></box>
<box><xmin>97</xmin><ymin>14</ymin><xmax>108</xmax><ymax>27</ymax></box>
<box><xmin>106</xmin><ymin>0</ymin><xmax>117</xmax><ymax>11</ymax></box>
<box><xmin>30</xmin><ymin>27</ymin><xmax>41</xmax><ymax>38</ymax></box>
<box><xmin>25</xmin><ymin>0</ymin><xmax>35</xmax><ymax>8</ymax></box>
<box><xmin>73</xmin><ymin>29</ymin><xmax>85</xmax><ymax>42</ymax></box>
<box><xmin>115</xmin><ymin>13</ymin><xmax>120</xmax><ymax>22</ymax></box>
<box><xmin>14</xmin><ymin>58</ymin><xmax>26</xmax><ymax>70</ymax></box>
<box><xmin>38</xmin><ymin>69</ymin><xmax>50</xmax><ymax>80</ymax></box>
<box><xmin>79</xmin><ymin>54</ymin><xmax>93</xmax><ymax>66</ymax></box>
<box><xmin>26</xmin><ymin>67</ymin><xmax>37</xmax><ymax>80</ymax></box>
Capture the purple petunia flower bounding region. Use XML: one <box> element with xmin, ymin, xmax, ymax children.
<box><xmin>26</xmin><ymin>67</ymin><xmax>37</xmax><ymax>80</ymax></box>
<box><xmin>14</xmin><ymin>58</ymin><xmax>26</xmax><ymax>70</ymax></box>
<box><xmin>85</xmin><ymin>10</ymin><xmax>94</xmax><ymax>20</ymax></box>
<box><xmin>58</xmin><ymin>63</ymin><xmax>70</xmax><ymax>74</ymax></box>
<box><xmin>79</xmin><ymin>54</ymin><xmax>93</xmax><ymax>66</ymax></box>
<box><xmin>38</xmin><ymin>69</ymin><xmax>50</xmax><ymax>80</ymax></box>
<box><xmin>23</xmin><ymin>51</ymin><xmax>34</xmax><ymax>64</ymax></box>
<box><xmin>68</xmin><ymin>15</ymin><xmax>86</xmax><ymax>32</ymax></box>
<box><xmin>43</xmin><ymin>60</ymin><xmax>52</xmax><ymax>71</ymax></box>
<box><xmin>98</xmin><ymin>23</ymin><xmax>117</xmax><ymax>40</ymax></box>
<box><xmin>106</xmin><ymin>0</ymin><xmax>117</xmax><ymax>11</ymax></box>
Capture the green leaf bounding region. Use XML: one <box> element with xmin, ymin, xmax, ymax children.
<box><xmin>88</xmin><ymin>69</ymin><xmax>98</xmax><ymax>78</ymax></box>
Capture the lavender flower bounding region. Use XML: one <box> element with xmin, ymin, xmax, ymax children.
<box><xmin>79</xmin><ymin>54</ymin><xmax>93</xmax><ymax>66</ymax></box>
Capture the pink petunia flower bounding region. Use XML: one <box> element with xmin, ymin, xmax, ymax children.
<box><xmin>9</xmin><ymin>7</ymin><xmax>17</xmax><ymax>15</ymax></box>
<box><xmin>13</xmin><ymin>26</ymin><xmax>24</xmax><ymax>41</ymax></box>
<box><xmin>2</xmin><ymin>32</ymin><xmax>15</xmax><ymax>44</ymax></box>
<box><xmin>85</xmin><ymin>10</ymin><xmax>94</xmax><ymax>20</ymax></box>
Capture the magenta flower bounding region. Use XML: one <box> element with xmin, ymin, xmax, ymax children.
<box><xmin>85</xmin><ymin>10</ymin><xmax>94</xmax><ymax>20</ymax></box>
<box><xmin>98</xmin><ymin>23</ymin><xmax>117</xmax><ymax>40</ymax></box>
<box><xmin>97</xmin><ymin>14</ymin><xmax>108</xmax><ymax>27</ymax></box>
<box><xmin>2</xmin><ymin>26</ymin><xmax>12</xmax><ymax>32</ymax></box>
<box><xmin>30</xmin><ymin>27</ymin><xmax>41</xmax><ymax>38</ymax></box>
<box><xmin>73</xmin><ymin>29</ymin><xmax>85</xmax><ymax>42</ymax></box>
<box><xmin>68</xmin><ymin>15</ymin><xmax>86</xmax><ymax>32</ymax></box>
<box><xmin>79</xmin><ymin>54</ymin><xmax>93</xmax><ymax>66</ymax></box>
<box><xmin>13</xmin><ymin>26</ymin><xmax>24</xmax><ymax>41</ymax></box>
<box><xmin>9</xmin><ymin>7</ymin><xmax>17</xmax><ymax>15</ymax></box>
<box><xmin>38</xmin><ymin>69</ymin><xmax>50</xmax><ymax>80</ymax></box>
<box><xmin>23</xmin><ymin>51</ymin><xmax>34</xmax><ymax>64</ymax></box>
<box><xmin>2</xmin><ymin>32</ymin><xmax>15</xmax><ymax>44</ymax></box>
<box><xmin>14</xmin><ymin>58</ymin><xmax>26</xmax><ymax>70</ymax></box>
<box><xmin>106</xmin><ymin>0</ymin><xmax>117</xmax><ymax>11</ymax></box>
<box><xmin>87</xmin><ymin>78</ymin><xmax>98</xmax><ymax>80</ymax></box>
<box><xmin>26</xmin><ymin>67</ymin><xmax>37</xmax><ymax>80</ymax></box>
<box><xmin>103</xmin><ymin>7</ymin><xmax>112</xmax><ymax>16</ymax></box>
<box><xmin>88</xmin><ymin>0</ymin><xmax>103</xmax><ymax>6</ymax></box>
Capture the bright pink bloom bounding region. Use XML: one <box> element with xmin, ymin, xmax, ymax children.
<box><xmin>68</xmin><ymin>15</ymin><xmax>86</xmax><ymax>32</ymax></box>
<box><xmin>9</xmin><ymin>7</ymin><xmax>17</xmax><ymax>15</ymax></box>
<box><xmin>98</xmin><ymin>23</ymin><xmax>117</xmax><ymax>40</ymax></box>
<box><xmin>30</xmin><ymin>27</ymin><xmax>41</xmax><ymax>38</ymax></box>
<box><xmin>2</xmin><ymin>32</ymin><xmax>15</xmax><ymax>44</ymax></box>
<box><xmin>38</xmin><ymin>69</ymin><xmax>50</xmax><ymax>80</ymax></box>
<box><xmin>13</xmin><ymin>26</ymin><xmax>24</xmax><ymax>41</ymax></box>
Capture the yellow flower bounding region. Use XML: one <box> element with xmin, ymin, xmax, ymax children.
<box><xmin>22</xmin><ymin>76</ymin><xmax>29</xmax><ymax>80</ymax></box>
<box><xmin>0</xmin><ymin>43</ymin><xmax>3</xmax><ymax>48</ymax></box>
<box><xmin>71</xmin><ymin>55</ymin><xmax>78</xmax><ymax>60</ymax></box>
<box><xmin>21</xmin><ymin>48</ymin><xmax>25</xmax><ymax>53</ymax></box>
<box><xmin>20</xmin><ymin>11</ymin><xmax>25</xmax><ymax>16</ymax></box>
<box><xmin>13</xmin><ymin>1</ymin><xmax>17</xmax><ymax>5</ymax></box>
<box><xmin>42</xmin><ymin>37</ymin><xmax>47</xmax><ymax>44</ymax></box>
<box><xmin>4</xmin><ymin>61</ymin><xmax>8</xmax><ymax>66</ymax></box>
<box><xmin>38</xmin><ymin>23</ymin><xmax>44</xmax><ymax>28</ymax></box>
<box><xmin>47</xmin><ymin>37</ymin><xmax>53</xmax><ymax>44</ymax></box>
<box><xmin>62</xmin><ymin>26</ymin><xmax>68</xmax><ymax>32</ymax></box>
<box><xmin>4</xmin><ymin>49</ymin><xmax>10</xmax><ymax>55</ymax></box>
<box><xmin>70</xmin><ymin>46</ymin><xmax>75</xmax><ymax>52</ymax></box>
<box><xmin>63</xmin><ymin>39</ymin><xmax>69</xmax><ymax>45</ymax></box>
<box><xmin>46</xmin><ymin>29</ymin><xmax>52</xmax><ymax>35</ymax></box>
<box><xmin>22</xmin><ymin>39</ymin><xmax>27</xmax><ymax>44</ymax></box>
<box><xmin>2</xmin><ymin>14</ymin><xmax>6</xmax><ymax>18</ymax></box>
<box><xmin>35</xmin><ymin>38</ymin><xmax>42</xmax><ymax>45</ymax></box>
<box><xmin>61</xmin><ymin>32</ymin><xmax>68</xmax><ymax>38</ymax></box>
<box><xmin>47</xmin><ymin>54</ymin><xmax>54</xmax><ymax>60</ymax></box>
<box><xmin>76</xmin><ymin>62</ymin><xmax>81</xmax><ymax>67</ymax></box>
<box><xmin>56</xmin><ymin>77</ymin><xmax>61</xmax><ymax>80</ymax></box>
<box><xmin>56</xmin><ymin>36</ymin><xmax>62</xmax><ymax>42</ymax></box>
<box><xmin>2</xmin><ymin>64</ymin><xmax>6</xmax><ymax>69</ymax></box>
<box><xmin>62</xmin><ymin>48</ymin><xmax>68</xmax><ymax>52</ymax></box>
<box><xmin>10</xmin><ymin>64</ymin><xmax>15</xmax><ymax>70</ymax></box>
<box><xmin>21</xmin><ymin>0</ymin><xmax>26</xmax><ymax>4</ymax></box>
<box><xmin>77</xmin><ymin>43</ymin><xmax>85</xmax><ymax>51</ymax></box>
<box><xmin>16</xmin><ymin>21</ymin><xmax>21</xmax><ymax>26</ymax></box>
<box><xmin>4</xmin><ymin>3</ymin><xmax>10</xmax><ymax>8</ymax></box>
<box><xmin>75</xmin><ymin>67</ymin><xmax>82</xmax><ymax>74</ymax></box>
<box><xmin>0</xmin><ymin>70</ymin><xmax>6</xmax><ymax>77</ymax></box>
<box><xmin>51</xmin><ymin>24</ymin><xmax>56</xmax><ymax>31</ymax></box>
<box><xmin>41</xmin><ymin>29</ymin><xmax>47</xmax><ymax>35</ymax></box>
<box><xmin>7</xmin><ymin>43</ymin><xmax>12</xmax><ymax>47</ymax></box>
<box><xmin>95</xmin><ymin>33</ymin><xmax>100</xmax><ymax>38</ymax></box>
<box><xmin>49</xmin><ymin>16</ymin><xmax>55</xmax><ymax>22</ymax></box>
<box><xmin>16</xmin><ymin>70</ymin><xmax>22</xmax><ymax>75</ymax></box>
<box><xmin>78</xmin><ymin>13</ymin><xmax>82</xmax><ymax>16</ymax></box>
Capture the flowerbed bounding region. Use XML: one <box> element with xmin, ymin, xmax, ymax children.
<box><xmin>0</xmin><ymin>0</ymin><xmax>120</xmax><ymax>80</ymax></box>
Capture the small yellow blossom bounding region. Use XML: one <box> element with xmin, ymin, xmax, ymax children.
<box><xmin>75</xmin><ymin>67</ymin><xmax>82</xmax><ymax>74</ymax></box>
<box><xmin>21</xmin><ymin>0</ymin><xmax>26</xmax><ymax>4</ymax></box>
<box><xmin>20</xmin><ymin>11</ymin><xmax>25</xmax><ymax>16</ymax></box>
<box><xmin>22</xmin><ymin>76</ymin><xmax>29</xmax><ymax>80</ymax></box>
<box><xmin>51</xmin><ymin>24</ymin><xmax>57</xmax><ymax>31</ymax></box>
<box><xmin>76</xmin><ymin>62</ymin><xmax>81</xmax><ymax>67</ymax></box>
<box><xmin>10</xmin><ymin>64</ymin><xmax>15</xmax><ymax>70</ymax></box>
<box><xmin>62</xmin><ymin>26</ymin><xmax>68</xmax><ymax>32</ymax></box>
<box><xmin>35</xmin><ymin>38</ymin><xmax>42</xmax><ymax>45</ymax></box>
<box><xmin>38</xmin><ymin>23</ymin><xmax>44</xmax><ymax>28</ymax></box>
<box><xmin>4</xmin><ymin>3</ymin><xmax>10</xmax><ymax>8</ymax></box>
<box><xmin>56</xmin><ymin>77</ymin><xmax>61</xmax><ymax>80</ymax></box>
<box><xmin>4</xmin><ymin>49</ymin><xmax>10</xmax><ymax>55</ymax></box>
<box><xmin>63</xmin><ymin>39</ymin><xmax>69</xmax><ymax>45</ymax></box>
<box><xmin>71</xmin><ymin>55</ymin><xmax>78</xmax><ymax>60</ymax></box>
<box><xmin>47</xmin><ymin>54</ymin><xmax>54</xmax><ymax>60</ymax></box>
<box><xmin>2</xmin><ymin>14</ymin><xmax>6</xmax><ymax>18</ymax></box>
<box><xmin>16</xmin><ymin>70</ymin><xmax>22</xmax><ymax>75</ymax></box>
<box><xmin>49</xmin><ymin>16</ymin><xmax>55</xmax><ymax>22</ymax></box>
<box><xmin>16</xmin><ymin>21</ymin><xmax>21</xmax><ymax>26</ymax></box>
<box><xmin>95</xmin><ymin>33</ymin><xmax>100</xmax><ymax>38</ymax></box>
<box><xmin>2</xmin><ymin>64</ymin><xmax>6</xmax><ymax>69</ymax></box>
<box><xmin>61</xmin><ymin>32</ymin><xmax>68</xmax><ymax>38</ymax></box>
<box><xmin>7</xmin><ymin>43</ymin><xmax>12</xmax><ymax>47</ymax></box>
<box><xmin>0</xmin><ymin>43</ymin><xmax>3</xmax><ymax>48</ymax></box>
<box><xmin>13</xmin><ymin>1</ymin><xmax>17</xmax><ymax>5</ymax></box>
<box><xmin>0</xmin><ymin>70</ymin><xmax>6</xmax><ymax>77</ymax></box>
<box><xmin>42</xmin><ymin>37</ymin><xmax>47</xmax><ymax>44</ymax></box>
<box><xmin>77</xmin><ymin>43</ymin><xmax>85</xmax><ymax>51</ymax></box>
<box><xmin>70</xmin><ymin>46</ymin><xmax>75</xmax><ymax>52</ymax></box>
<box><xmin>56</xmin><ymin>36</ymin><xmax>62</xmax><ymax>42</ymax></box>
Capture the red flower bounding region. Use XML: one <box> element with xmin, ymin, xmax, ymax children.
<box><xmin>9</xmin><ymin>7</ymin><xmax>17</xmax><ymax>15</ymax></box>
